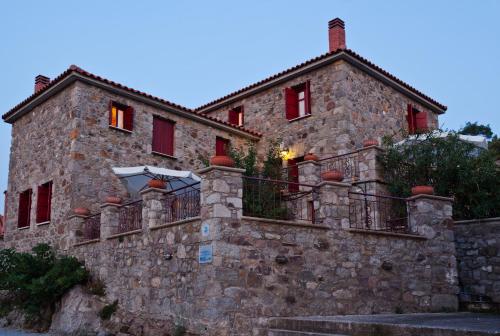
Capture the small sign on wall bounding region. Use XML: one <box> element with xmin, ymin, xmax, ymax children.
<box><xmin>201</xmin><ymin>222</ymin><xmax>210</xmax><ymax>237</ymax></box>
<box><xmin>199</xmin><ymin>244</ymin><xmax>213</xmax><ymax>264</ymax></box>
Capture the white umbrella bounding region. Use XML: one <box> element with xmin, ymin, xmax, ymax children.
<box><xmin>112</xmin><ymin>166</ymin><xmax>201</xmax><ymax>200</ymax></box>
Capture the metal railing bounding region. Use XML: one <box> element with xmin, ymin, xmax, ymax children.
<box><xmin>165</xmin><ymin>183</ymin><xmax>201</xmax><ymax>223</ymax></box>
<box><xmin>83</xmin><ymin>213</ymin><xmax>101</xmax><ymax>240</ymax></box>
<box><xmin>118</xmin><ymin>200</ymin><xmax>143</xmax><ymax>234</ymax></box>
<box><xmin>243</xmin><ymin>176</ymin><xmax>317</xmax><ymax>223</ymax></box>
<box><xmin>348</xmin><ymin>191</ymin><xmax>412</xmax><ymax>234</ymax></box>
<box><xmin>318</xmin><ymin>152</ymin><xmax>359</xmax><ymax>181</ymax></box>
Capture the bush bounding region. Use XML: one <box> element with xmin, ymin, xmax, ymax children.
<box><xmin>98</xmin><ymin>300</ymin><xmax>118</xmax><ymax>320</ymax></box>
<box><xmin>0</xmin><ymin>244</ymin><xmax>89</xmax><ymax>319</ymax></box>
<box><xmin>379</xmin><ymin>131</ymin><xmax>500</xmax><ymax>220</ymax></box>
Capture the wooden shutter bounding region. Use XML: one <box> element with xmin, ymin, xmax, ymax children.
<box><xmin>109</xmin><ymin>101</ymin><xmax>114</xmax><ymax>126</ymax></box>
<box><xmin>285</xmin><ymin>87</ymin><xmax>299</xmax><ymax>120</ymax></box>
<box><xmin>216</xmin><ymin>137</ymin><xmax>229</xmax><ymax>156</ymax></box>
<box><xmin>3</xmin><ymin>191</ymin><xmax>7</xmax><ymax>228</ymax></box>
<box><xmin>304</xmin><ymin>81</ymin><xmax>311</xmax><ymax>115</ymax></box>
<box><xmin>36</xmin><ymin>184</ymin><xmax>48</xmax><ymax>223</ymax></box>
<box><xmin>240</xmin><ymin>106</ymin><xmax>244</xmax><ymax>125</ymax></box>
<box><xmin>124</xmin><ymin>106</ymin><xmax>134</xmax><ymax>131</ymax></box>
<box><xmin>406</xmin><ymin>104</ymin><xmax>415</xmax><ymax>134</ymax></box>
<box><xmin>18</xmin><ymin>189</ymin><xmax>32</xmax><ymax>228</ymax></box>
<box><xmin>415</xmin><ymin>111</ymin><xmax>428</xmax><ymax>132</ymax></box>
<box><xmin>228</xmin><ymin>109</ymin><xmax>238</xmax><ymax>125</ymax></box>
<box><xmin>153</xmin><ymin>117</ymin><xmax>175</xmax><ymax>156</ymax></box>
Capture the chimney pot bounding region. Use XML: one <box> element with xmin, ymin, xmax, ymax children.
<box><xmin>34</xmin><ymin>75</ymin><xmax>50</xmax><ymax>93</ymax></box>
<box><xmin>328</xmin><ymin>18</ymin><xmax>346</xmax><ymax>52</ymax></box>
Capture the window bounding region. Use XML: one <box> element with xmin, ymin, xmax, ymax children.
<box><xmin>18</xmin><ymin>189</ymin><xmax>32</xmax><ymax>228</ymax></box>
<box><xmin>36</xmin><ymin>181</ymin><xmax>52</xmax><ymax>223</ymax></box>
<box><xmin>285</xmin><ymin>81</ymin><xmax>311</xmax><ymax>120</ymax></box>
<box><xmin>109</xmin><ymin>101</ymin><xmax>134</xmax><ymax>131</ymax></box>
<box><xmin>228</xmin><ymin>106</ymin><xmax>244</xmax><ymax>126</ymax></box>
<box><xmin>407</xmin><ymin>104</ymin><xmax>428</xmax><ymax>134</ymax></box>
<box><xmin>152</xmin><ymin>117</ymin><xmax>175</xmax><ymax>156</ymax></box>
<box><xmin>215</xmin><ymin>137</ymin><xmax>230</xmax><ymax>156</ymax></box>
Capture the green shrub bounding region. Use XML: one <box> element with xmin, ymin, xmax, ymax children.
<box><xmin>379</xmin><ymin>131</ymin><xmax>500</xmax><ymax>220</ymax></box>
<box><xmin>0</xmin><ymin>244</ymin><xmax>89</xmax><ymax>319</ymax></box>
<box><xmin>86</xmin><ymin>276</ymin><xmax>106</xmax><ymax>297</ymax></box>
<box><xmin>98</xmin><ymin>300</ymin><xmax>118</xmax><ymax>320</ymax></box>
<box><xmin>173</xmin><ymin>324</ymin><xmax>186</xmax><ymax>336</ymax></box>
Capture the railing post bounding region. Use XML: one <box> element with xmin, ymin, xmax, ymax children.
<box><xmin>140</xmin><ymin>188</ymin><xmax>168</xmax><ymax>230</ymax></box>
<box><xmin>316</xmin><ymin>181</ymin><xmax>350</xmax><ymax>229</ymax></box>
<box><xmin>298</xmin><ymin>160</ymin><xmax>321</xmax><ymax>185</ymax></box>
<box><xmin>356</xmin><ymin>145</ymin><xmax>386</xmax><ymax>194</ymax></box>
<box><xmin>197</xmin><ymin>166</ymin><xmax>245</xmax><ymax>240</ymax></box>
<box><xmin>407</xmin><ymin>194</ymin><xmax>459</xmax><ymax>311</ymax></box>
<box><xmin>66</xmin><ymin>214</ymin><xmax>86</xmax><ymax>248</ymax></box>
<box><xmin>100</xmin><ymin>203</ymin><xmax>120</xmax><ymax>239</ymax></box>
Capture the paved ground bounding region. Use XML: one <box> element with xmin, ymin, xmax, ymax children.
<box><xmin>0</xmin><ymin>329</ymin><xmax>51</xmax><ymax>335</ymax></box>
<box><xmin>292</xmin><ymin>313</ymin><xmax>500</xmax><ymax>333</ymax></box>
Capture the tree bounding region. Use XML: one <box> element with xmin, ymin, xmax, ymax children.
<box><xmin>459</xmin><ymin>122</ymin><xmax>494</xmax><ymax>139</ymax></box>
<box><xmin>379</xmin><ymin>131</ymin><xmax>500</xmax><ymax>220</ymax></box>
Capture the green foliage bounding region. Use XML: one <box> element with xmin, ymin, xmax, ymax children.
<box><xmin>459</xmin><ymin>121</ymin><xmax>494</xmax><ymax>139</ymax></box>
<box><xmin>86</xmin><ymin>276</ymin><xmax>106</xmax><ymax>297</ymax></box>
<box><xmin>262</xmin><ymin>139</ymin><xmax>284</xmax><ymax>180</ymax></box>
<box><xmin>173</xmin><ymin>324</ymin><xmax>187</xmax><ymax>336</ymax></box>
<box><xmin>489</xmin><ymin>136</ymin><xmax>500</xmax><ymax>160</ymax></box>
<box><xmin>227</xmin><ymin>141</ymin><xmax>258</xmax><ymax>177</ymax></box>
<box><xmin>380</xmin><ymin>131</ymin><xmax>500</xmax><ymax>220</ymax></box>
<box><xmin>98</xmin><ymin>300</ymin><xmax>118</xmax><ymax>320</ymax></box>
<box><xmin>0</xmin><ymin>244</ymin><xmax>89</xmax><ymax>319</ymax></box>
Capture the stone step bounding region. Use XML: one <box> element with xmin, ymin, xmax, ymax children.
<box><xmin>268</xmin><ymin>329</ymin><xmax>348</xmax><ymax>336</ymax></box>
<box><xmin>268</xmin><ymin>313</ymin><xmax>500</xmax><ymax>336</ymax></box>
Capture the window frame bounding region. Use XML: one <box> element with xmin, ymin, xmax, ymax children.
<box><xmin>285</xmin><ymin>81</ymin><xmax>311</xmax><ymax>121</ymax></box>
<box><xmin>228</xmin><ymin>106</ymin><xmax>244</xmax><ymax>126</ymax></box>
<box><xmin>109</xmin><ymin>101</ymin><xmax>134</xmax><ymax>132</ymax></box>
<box><xmin>215</xmin><ymin>137</ymin><xmax>230</xmax><ymax>156</ymax></box>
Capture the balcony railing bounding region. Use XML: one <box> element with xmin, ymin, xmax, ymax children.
<box><xmin>83</xmin><ymin>213</ymin><xmax>101</xmax><ymax>240</ymax></box>
<box><xmin>118</xmin><ymin>200</ymin><xmax>143</xmax><ymax>234</ymax></box>
<box><xmin>318</xmin><ymin>152</ymin><xmax>359</xmax><ymax>181</ymax></box>
<box><xmin>165</xmin><ymin>183</ymin><xmax>201</xmax><ymax>223</ymax></box>
<box><xmin>243</xmin><ymin>176</ymin><xmax>317</xmax><ymax>223</ymax></box>
<box><xmin>348</xmin><ymin>191</ymin><xmax>411</xmax><ymax>234</ymax></box>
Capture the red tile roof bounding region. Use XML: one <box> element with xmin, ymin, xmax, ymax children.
<box><xmin>195</xmin><ymin>48</ymin><xmax>447</xmax><ymax>112</ymax></box>
<box><xmin>2</xmin><ymin>65</ymin><xmax>262</xmax><ymax>137</ymax></box>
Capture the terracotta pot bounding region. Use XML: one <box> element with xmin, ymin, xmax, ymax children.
<box><xmin>321</xmin><ymin>170</ymin><xmax>344</xmax><ymax>182</ymax></box>
<box><xmin>210</xmin><ymin>155</ymin><xmax>235</xmax><ymax>167</ymax></box>
<box><xmin>411</xmin><ymin>185</ymin><xmax>434</xmax><ymax>196</ymax></box>
<box><xmin>148</xmin><ymin>179</ymin><xmax>166</xmax><ymax>189</ymax></box>
<box><xmin>304</xmin><ymin>153</ymin><xmax>319</xmax><ymax>161</ymax></box>
<box><xmin>363</xmin><ymin>139</ymin><xmax>379</xmax><ymax>147</ymax></box>
<box><xmin>105</xmin><ymin>196</ymin><xmax>122</xmax><ymax>204</ymax></box>
<box><xmin>74</xmin><ymin>207</ymin><xmax>90</xmax><ymax>216</ymax></box>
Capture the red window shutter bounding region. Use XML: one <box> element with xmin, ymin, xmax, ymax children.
<box><xmin>3</xmin><ymin>191</ymin><xmax>7</xmax><ymax>227</ymax></box>
<box><xmin>18</xmin><ymin>189</ymin><xmax>32</xmax><ymax>228</ymax></box>
<box><xmin>304</xmin><ymin>81</ymin><xmax>311</xmax><ymax>115</ymax></box>
<box><xmin>124</xmin><ymin>106</ymin><xmax>134</xmax><ymax>131</ymax></box>
<box><xmin>36</xmin><ymin>185</ymin><xmax>48</xmax><ymax>223</ymax></box>
<box><xmin>285</xmin><ymin>87</ymin><xmax>299</xmax><ymax>120</ymax></box>
<box><xmin>47</xmin><ymin>182</ymin><xmax>52</xmax><ymax>222</ymax></box>
<box><xmin>153</xmin><ymin>118</ymin><xmax>175</xmax><ymax>156</ymax></box>
<box><xmin>108</xmin><ymin>101</ymin><xmax>113</xmax><ymax>126</ymax></box>
<box><xmin>228</xmin><ymin>109</ymin><xmax>237</xmax><ymax>125</ymax></box>
<box><xmin>415</xmin><ymin>111</ymin><xmax>428</xmax><ymax>132</ymax></box>
<box><xmin>240</xmin><ymin>106</ymin><xmax>244</xmax><ymax>125</ymax></box>
<box><xmin>287</xmin><ymin>159</ymin><xmax>299</xmax><ymax>192</ymax></box>
<box><xmin>406</xmin><ymin>104</ymin><xmax>415</xmax><ymax>134</ymax></box>
<box><xmin>216</xmin><ymin>137</ymin><xmax>229</xmax><ymax>156</ymax></box>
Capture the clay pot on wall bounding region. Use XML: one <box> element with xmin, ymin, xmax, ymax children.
<box><xmin>321</xmin><ymin>170</ymin><xmax>344</xmax><ymax>182</ymax></box>
<box><xmin>411</xmin><ymin>186</ymin><xmax>434</xmax><ymax>196</ymax></box>
<box><xmin>74</xmin><ymin>207</ymin><xmax>90</xmax><ymax>216</ymax></box>
<box><xmin>363</xmin><ymin>139</ymin><xmax>379</xmax><ymax>147</ymax></box>
<box><xmin>105</xmin><ymin>196</ymin><xmax>122</xmax><ymax>204</ymax></box>
<box><xmin>304</xmin><ymin>153</ymin><xmax>319</xmax><ymax>161</ymax></box>
<box><xmin>210</xmin><ymin>155</ymin><xmax>235</xmax><ymax>167</ymax></box>
<box><xmin>148</xmin><ymin>179</ymin><xmax>166</xmax><ymax>189</ymax></box>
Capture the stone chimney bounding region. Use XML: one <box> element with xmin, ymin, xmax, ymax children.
<box><xmin>34</xmin><ymin>75</ymin><xmax>50</xmax><ymax>93</ymax></box>
<box><xmin>328</xmin><ymin>18</ymin><xmax>346</xmax><ymax>52</ymax></box>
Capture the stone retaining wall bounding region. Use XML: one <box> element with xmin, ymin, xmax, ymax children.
<box><xmin>454</xmin><ymin>217</ymin><xmax>500</xmax><ymax>304</ymax></box>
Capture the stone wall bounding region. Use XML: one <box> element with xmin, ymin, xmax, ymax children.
<box><xmin>204</xmin><ymin>60</ymin><xmax>439</xmax><ymax>161</ymax></box>
<box><xmin>3</xmin><ymin>81</ymin><xmax>254</xmax><ymax>252</ymax></box>
<box><xmin>59</xmin><ymin>167</ymin><xmax>458</xmax><ymax>336</ymax></box>
<box><xmin>454</xmin><ymin>217</ymin><xmax>500</xmax><ymax>304</ymax></box>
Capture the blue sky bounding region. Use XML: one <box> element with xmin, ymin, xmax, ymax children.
<box><xmin>0</xmin><ymin>0</ymin><xmax>499</xmax><ymax>213</ymax></box>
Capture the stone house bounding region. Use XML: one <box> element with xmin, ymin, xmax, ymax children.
<box><xmin>0</xmin><ymin>18</ymin><xmax>459</xmax><ymax>335</ymax></box>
